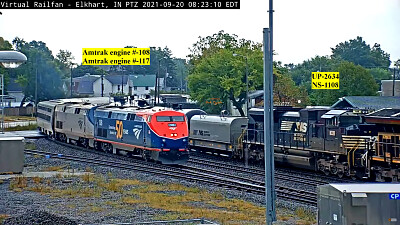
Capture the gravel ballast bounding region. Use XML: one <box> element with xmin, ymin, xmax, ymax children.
<box><xmin>0</xmin><ymin>138</ymin><xmax>317</xmax><ymax>224</ymax></box>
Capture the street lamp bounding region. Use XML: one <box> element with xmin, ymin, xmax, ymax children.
<box><xmin>233</xmin><ymin>53</ymin><xmax>249</xmax><ymax>117</ymax></box>
<box><xmin>0</xmin><ymin>51</ymin><xmax>27</xmax><ymax>133</ymax></box>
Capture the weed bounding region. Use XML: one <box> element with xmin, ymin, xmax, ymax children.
<box><xmin>9</xmin><ymin>176</ymin><xmax>28</xmax><ymax>190</ymax></box>
<box><xmin>5</xmin><ymin>124</ymin><xmax>37</xmax><ymax>131</ymax></box>
<box><xmin>25</xmin><ymin>142</ymin><xmax>36</xmax><ymax>150</ymax></box>
<box><xmin>122</xmin><ymin>196</ymin><xmax>144</xmax><ymax>205</ymax></box>
<box><xmin>295</xmin><ymin>207</ymin><xmax>316</xmax><ymax>224</ymax></box>
<box><xmin>90</xmin><ymin>206</ymin><xmax>103</xmax><ymax>212</ymax></box>
<box><xmin>43</xmin><ymin>165</ymin><xmax>66</xmax><ymax>172</ymax></box>
<box><xmin>0</xmin><ymin>179</ymin><xmax>3</xmax><ymax>184</ymax></box>
<box><xmin>32</xmin><ymin>176</ymin><xmax>43</xmax><ymax>184</ymax></box>
<box><xmin>81</xmin><ymin>173</ymin><xmax>93</xmax><ymax>183</ymax></box>
<box><xmin>0</xmin><ymin>214</ymin><xmax>10</xmax><ymax>223</ymax></box>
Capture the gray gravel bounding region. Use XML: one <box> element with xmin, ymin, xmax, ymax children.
<box><xmin>0</xmin><ymin>138</ymin><xmax>317</xmax><ymax>224</ymax></box>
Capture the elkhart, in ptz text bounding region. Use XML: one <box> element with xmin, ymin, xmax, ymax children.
<box><xmin>0</xmin><ymin>1</ymin><xmax>108</xmax><ymax>8</ymax></box>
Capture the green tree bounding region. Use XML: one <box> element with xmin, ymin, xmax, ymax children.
<box><xmin>310</xmin><ymin>61</ymin><xmax>378</xmax><ymax>105</ymax></box>
<box><xmin>188</xmin><ymin>31</ymin><xmax>307</xmax><ymax>115</ymax></box>
<box><xmin>368</xmin><ymin>67</ymin><xmax>392</xmax><ymax>83</ymax></box>
<box><xmin>12</xmin><ymin>37</ymin><xmax>65</xmax><ymax>102</ymax></box>
<box><xmin>331</xmin><ymin>36</ymin><xmax>391</xmax><ymax>68</ymax></box>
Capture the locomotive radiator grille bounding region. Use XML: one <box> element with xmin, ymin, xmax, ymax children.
<box><xmin>280</xmin><ymin>121</ymin><xmax>295</xmax><ymax>131</ymax></box>
<box><xmin>342</xmin><ymin>135</ymin><xmax>371</xmax><ymax>151</ymax></box>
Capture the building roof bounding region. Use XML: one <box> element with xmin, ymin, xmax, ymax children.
<box><xmin>6</xmin><ymin>78</ymin><xmax>23</xmax><ymax>92</ymax></box>
<box><xmin>331</xmin><ymin>96</ymin><xmax>400</xmax><ymax>110</ymax></box>
<box><xmin>72</xmin><ymin>75</ymin><xmax>100</xmax><ymax>94</ymax></box>
<box><xmin>130</xmin><ymin>74</ymin><xmax>156</xmax><ymax>87</ymax></box>
<box><xmin>105</xmin><ymin>75</ymin><xmax>129</xmax><ymax>85</ymax></box>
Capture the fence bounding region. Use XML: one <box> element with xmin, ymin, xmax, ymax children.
<box><xmin>1</xmin><ymin>120</ymin><xmax>37</xmax><ymax>129</ymax></box>
<box><xmin>3</xmin><ymin>106</ymin><xmax>35</xmax><ymax>116</ymax></box>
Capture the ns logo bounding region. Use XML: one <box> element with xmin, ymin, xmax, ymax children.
<box><xmin>116</xmin><ymin>120</ymin><xmax>123</xmax><ymax>139</ymax></box>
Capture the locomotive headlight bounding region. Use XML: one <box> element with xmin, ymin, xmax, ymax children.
<box><xmin>162</xmin><ymin>139</ymin><xmax>166</xmax><ymax>142</ymax></box>
<box><xmin>171</xmin><ymin>134</ymin><xmax>174</xmax><ymax>137</ymax></box>
<box><xmin>183</xmin><ymin>139</ymin><xmax>186</xmax><ymax>142</ymax></box>
<box><xmin>174</xmin><ymin>133</ymin><xmax>177</xmax><ymax>137</ymax></box>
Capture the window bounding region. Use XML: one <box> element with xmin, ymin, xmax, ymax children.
<box><xmin>111</xmin><ymin>113</ymin><xmax>127</xmax><ymax>120</ymax></box>
<box><xmin>75</xmin><ymin>108</ymin><xmax>81</xmax><ymax>114</ymax></box>
<box><xmin>145</xmin><ymin>86</ymin><xmax>149</xmax><ymax>90</ymax></box>
<box><xmin>118</xmin><ymin>85</ymin><xmax>120</xmax><ymax>91</ymax></box>
<box><xmin>156</xmin><ymin>116</ymin><xmax>185</xmax><ymax>122</ymax></box>
<box><xmin>134</xmin><ymin>86</ymin><xmax>137</xmax><ymax>91</ymax></box>
<box><xmin>134</xmin><ymin>116</ymin><xmax>145</xmax><ymax>122</ymax></box>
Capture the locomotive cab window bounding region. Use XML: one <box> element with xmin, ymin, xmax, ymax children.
<box><xmin>156</xmin><ymin>116</ymin><xmax>185</xmax><ymax>122</ymax></box>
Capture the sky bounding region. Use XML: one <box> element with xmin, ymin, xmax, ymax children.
<box><xmin>1</xmin><ymin>0</ymin><xmax>399</xmax><ymax>66</ymax></box>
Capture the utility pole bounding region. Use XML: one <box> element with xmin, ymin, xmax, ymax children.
<box><xmin>393</xmin><ymin>68</ymin><xmax>396</xmax><ymax>96</ymax></box>
<box><xmin>264</xmin><ymin>0</ymin><xmax>276</xmax><ymax>223</ymax></box>
<box><xmin>101</xmin><ymin>74</ymin><xmax>104</xmax><ymax>97</ymax></box>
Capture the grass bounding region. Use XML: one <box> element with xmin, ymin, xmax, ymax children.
<box><xmin>25</xmin><ymin>142</ymin><xmax>37</xmax><ymax>150</ymax></box>
<box><xmin>42</xmin><ymin>165</ymin><xmax>67</xmax><ymax>172</ymax></box>
<box><xmin>9</xmin><ymin>173</ymin><xmax>316</xmax><ymax>224</ymax></box>
<box><xmin>9</xmin><ymin>176</ymin><xmax>28</xmax><ymax>191</ymax></box>
<box><xmin>0</xmin><ymin>214</ymin><xmax>10</xmax><ymax>223</ymax></box>
<box><xmin>295</xmin><ymin>207</ymin><xmax>317</xmax><ymax>224</ymax></box>
<box><xmin>4</xmin><ymin>116</ymin><xmax>36</xmax><ymax>122</ymax></box>
<box><xmin>5</xmin><ymin>123</ymin><xmax>37</xmax><ymax>131</ymax></box>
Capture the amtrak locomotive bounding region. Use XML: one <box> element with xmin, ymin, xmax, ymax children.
<box><xmin>37</xmin><ymin>98</ymin><xmax>189</xmax><ymax>165</ymax></box>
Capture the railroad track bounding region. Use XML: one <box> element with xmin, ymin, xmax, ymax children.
<box><xmin>189</xmin><ymin>153</ymin><xmax>358</xmax><ymax>185</ymax></box>
<box><xmin>25</xmin><ymin>146</ymin><xmax>317</xmax><ymax>206</ymax></box>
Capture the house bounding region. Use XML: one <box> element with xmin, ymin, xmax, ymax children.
<box><xmin>72</xmin><ymin>74</ymin><xmax>100</xmax><ymax>96</ymax></box>
<box><xmin>6</xmin><ymin>78</ymin><xmax>24</xmax><ymax>103</ymax></box>
<box><xmin>331</xmin><ymin>96</ymin><xmax>400</xmax><ymax>111</ymax></box>
<box><xmin>72</xmin><ymin>74</ymin><xmax>130</xmax><ymax>97</ymax></box>
<box><xmin>103</xmin><ymin>75</ymin><xmax>130</xmax><ymax>95</ymax></box>
<box><xmin>129</xmin><ymin>74</ymin><xmax>156</xmax><ymax>98</ymax></box>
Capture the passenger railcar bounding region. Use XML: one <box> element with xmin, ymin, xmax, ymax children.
<box><xmin>37</xmin><ymin>99</ymin><xmax>83</xmax><ymax>137</ymax></box>
<box><xmin>54</xmin><ymin>103</ymin><xmax>97</xmax><ymax>148</ymax></box>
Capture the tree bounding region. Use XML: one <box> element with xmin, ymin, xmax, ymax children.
<box><xmin>0</xmin><ymin>37</ymin><xmax>12</xmax><ymax>50</ymax></box>
<box><xmin>331</xmin><ymin>36</ymin><xmax>391</xmax><ymax>68</ymax></box>
<box><xmin>11</xmin><ymin>37</ymin><xmax>65</xmax><ymax>102</ymax></box>
<box><xmin>188</xmin><ymin>31</ymin><xmax>306</xmax><ymax>115</ymax></box>
<box><xmin>310</xmin><ymin>61</ymin><xmax>378</xmax><ymax>105</ymax></box>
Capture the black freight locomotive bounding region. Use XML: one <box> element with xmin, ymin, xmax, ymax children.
<box><xmin>188</xmin><ymin>106</ymin><xmax>400</xmax><ymax>181</ymax></box>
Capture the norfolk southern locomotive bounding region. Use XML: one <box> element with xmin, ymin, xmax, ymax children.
<box><xmin>188</xmin><ymin>107</ymin><xmax>400</xmax><ymax>182</ymax></box>
<box><xmin>37</xmin><ymin>98</ymin><xmax>189</xmax><ymax>164</ymax></box>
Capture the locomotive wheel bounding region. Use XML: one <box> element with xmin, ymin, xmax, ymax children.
<box><xmin>337</xmin><ymin>169</ymin><xmax>344</xmax><ymax>178</ymax></box>
<box><xmin>141</xmin><ymin>150</ymin><xmax>149</xmax><ymax>161</ymax></box>
<box><xmin>59</xmin><ymin>133</ymin><xmax>67</xmax><ymax>143</ymax></box>
<box><xmin>101</xmin><ymin>142</ymin><xmax>113</xmax><ymax>153</ymax></box>
<box><xmin>330</xmin><ymin>166</ymin><xmax>338</xmax><ymax>175</ymax></box>
<box><xmin>81</xmin><ymin>138</ymin><xmax>89</xmax><ymax>148</ymax></box>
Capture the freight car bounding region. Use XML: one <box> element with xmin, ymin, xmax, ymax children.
<box><xmin>37</xmin><ymin>98</ymin><xmax>189</xmax><ymax>165</ymax></box>
<box><xmin>189</xmin><ymin>115</ymin><xmax>248</xmax><ymax>157</ymax></box>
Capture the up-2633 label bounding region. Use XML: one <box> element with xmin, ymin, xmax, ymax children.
<box><xmin>312</xmin><ymin>72</ymin><xmax>340</xmax><ymax>89</ymax></box>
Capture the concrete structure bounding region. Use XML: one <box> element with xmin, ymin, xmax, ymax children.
<box><xmin>0</xmin><ymin>137</ymin><xmax>24</xmax><ymax>173</ymax></box>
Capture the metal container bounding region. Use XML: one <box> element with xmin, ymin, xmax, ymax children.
<box><xmin>189</xmin><ymin>115</ymin><xmax>247</xmax><ymax>152</ymax></box>
<box><xmin>318</xmin><ymin>183</ymin><xmax>400</xmax><ymax>225</ymax></box>
<box><xmin>0</xmin><ymin>137</ymin><xmax>24</xmax><ymax>173</ymax></box>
